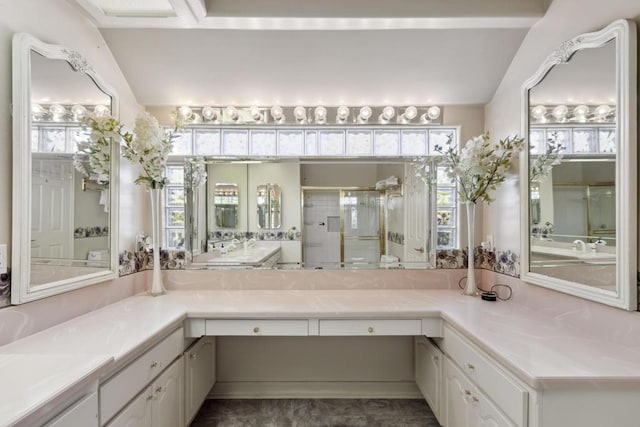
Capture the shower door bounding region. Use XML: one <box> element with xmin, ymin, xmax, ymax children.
<box><xmin>341</xmin><ymin>190</ymin><xmax>383</xmax><ymax>266</ymax></box>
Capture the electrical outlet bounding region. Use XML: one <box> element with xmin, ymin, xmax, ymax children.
<box><xmin>0</xmin><ymin>244</ymin><xmax>6</xmax><ymax>274</ymax></box>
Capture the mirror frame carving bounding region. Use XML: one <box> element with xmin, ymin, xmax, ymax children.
<box><xmin>11</xmin><ymin>33</ymin><xmax>120</xmax><ymax>304</ymax></box>
<box><xmin>520</xmin><ymin>19</ymin><xmax>637</xmax><ymax>309</ymax></box>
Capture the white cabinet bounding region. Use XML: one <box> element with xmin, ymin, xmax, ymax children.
<box><xmin>414</xmin><ymin>336</ymin><xmax>443</xmax><ymax>424</ymax></box>
<box><xmin>44</xmin><ymin>392</ymin><xmax>99</xmax><ymax>427</ymax></box>
<box><xmin>107</xmin><ymin>356</ymin><xmax>184</xmax><ymax>427</ymax></box>
<box><xmin>444</xmin><ymin>358</ymin><xmax>514</xmax><ymax>427</ymax></box>
<box><xmin>184</xmin><ymin>337</ymin><xmax>216</xmax><ymax>425</ymax></box>
<box><xmin>440</xmin><ymin>324</ymin><xmax>528</xmax><ymax>427</ymax></box>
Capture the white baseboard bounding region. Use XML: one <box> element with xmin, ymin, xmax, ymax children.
<box><xmin>208</xmin><ymin>381</ymin><xmax>422</xmax><ymax>399</ymax></box>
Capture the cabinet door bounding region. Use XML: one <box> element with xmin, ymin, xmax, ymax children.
<box><xmin>471</xmin><ymin>387</ymin><xmax>516</xmax><ymax>427</ymax></box>
<box><xmin>185</xmin><ymin>337</ymin><xmax>216</xmax><ymax>425</ymax></box>
<box><xmin>152</xmin><ymin>356</ymin><xmax>184</xmax><ymax>427</ymax></box>
<box><xmin>415</xmin><ymin>336</ymin><xmax>443</xmax><ymax>422</ymax></box>
<box><xmin>444</xmin><ymin>357</ymin><xmax>472</xmax><ymax>427</ymax></box>
<box><xmin>106</xmin><ymin>388</ymin><xmax>153</xmax><ymax>427</ymax></box>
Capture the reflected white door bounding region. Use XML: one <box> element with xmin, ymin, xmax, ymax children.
<box><xmin>404</xmin><ymin>164</ymin><xmax>428</xmax><ymax>264</ymax></box>
<box><xmin>31</xmin><ymin>158</ymin><xmax>74</xmax><ymax>259</ymax></box>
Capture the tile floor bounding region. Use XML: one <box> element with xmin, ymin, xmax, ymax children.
<box><xmin>190</xmin><ymin>398</ymin><xmax>440</xmax><ymax>427</ymax></box>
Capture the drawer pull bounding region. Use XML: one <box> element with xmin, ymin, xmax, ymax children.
<box><xmin>368</xmin><ymin>327</ymin><xmax>374</xmax><ymax>333</ymax></box>
<box><xmin>472</xmin><ymin>396</ymin><xmax>480</xmax><ymax>403</ymax></box>
<box><xmin>432</xmin><ymin>355</ymin><xmax>439</xmax><ymax>361</ymax></box>
<box><xmin>253</xmin><ymin>327</ymin><xmax>260</xmax><ymax>333</ymax></box>
<box><xmin>466</xmin><ymin>363</ymin><xmax>475</xmax><ymax>371</ymax></box>
<box><xmin>150</xmin><ymin>361</ymin><xmax>159</xmax><ymax>368</ymax></box>
<box><xmin>155</xmin><ymin>386</ymin><xmax>163</xmax><ymax>393</ymax></box>
<box><xmin>464</xmin><ymin>389</ymin><xmax>471</xmax><ymax>396</ymax></box>
<box><xmin>189</xmin><ymin>354</ymin><xmax>197</xmax><ymax>360</ymax></box>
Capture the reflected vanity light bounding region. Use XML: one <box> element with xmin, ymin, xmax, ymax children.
<box><xmin>399</xmin><ymin>106</ymin><xmax>417</xmax><ymax>124</ymax></box>
<box><xmin>358</xmin><ymin>106</ymin><xmax>372</xmax><ymax>123</ymax></box>
<box><xmin>71</xmin><ymin>104</ymin><xmax>88</xmax><ymax>121</ymax></box>
<box><xmin>178</xmin><ymin>105</ymin><xmax>193</xmax><ymax>120</ymax></box>
<box><xmin>594</xmin><ymin>104</ymin><xmax>612</xmax><ymax>120</ymax></box>
<box><xmin>270</xmin><ymin>105</ymin><xmax>284</xmax><ymax>123</ymax></box>
<box><xmin>31</xmin><ymin>103</ymin><xmax>45</xmax><ymax>117</ymax></box>
<box><xmin>249</xmin><ymin>106</ymin><xmax>262</xmax><ymax>122</ymax></box>
<box><xmin>378</xmin><ymin>106</ymin><xmax>395</xmax><ymax>124</ymax></box>
<box><xmin>336</xmin><ymin>105</ymin><xmax>350</xmax><ymax>123</ymax></box>
<box><xmin>573</xmin><ymin>104</ymin><xmax>589</xmax><ymax>122</ymax></box>
<box><xmin>531</xmin><ymin>105</ymin><xmax>547</xmax><ymax>122</ymax></box>
<box><xmin>293</xmin><ymin>106</ymin><xmax>307</xmax><ymax>123</ymax></box>
<box><xmin>225</xmin><ymin>106</ymin><xmax>239</xmax><ymax>121</ymax></box>
<box><xmin>314</xmin><ymin>106</ymin><xmax>327</xmax><ymax>124</ymax></box>
<box><xmin>93</xmin><ymin>104</ymin><xmax>110</xmax><ymax>117</ymax></box>
<box><xmin>551</xmin><ymin>105</ymin><xmax>569</xmax><ymax>121</ymax></box>
<box><xmin>202</xmin><ymin>106</ymin><xmax>218</xmax><ymax>122</ymax></box>
<box><xmin>49</xmin><ymin>104</ymin><xmax>66</xmax><ymax>121</ymax></box>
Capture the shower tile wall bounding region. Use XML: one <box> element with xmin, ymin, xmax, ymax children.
<box><xmin>303</xmin><ymin>191</ymin><xmax>341</xmax><ymax>266</ymax></box>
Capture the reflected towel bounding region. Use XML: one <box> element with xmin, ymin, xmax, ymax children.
<box><xmin>99</xmin><ymin>189</ymin><xmax>110</xmax><ymax>213</ymax></box>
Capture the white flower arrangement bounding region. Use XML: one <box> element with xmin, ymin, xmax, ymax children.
<box><xmin>83</xmin><ymin>112</ymin><xmax>179</xmax><ymax>189</ymax></box>
<box><xmin>73</xmin><ymin>115</ymin><xmax>117</xmax><ymax>185</ymax></box>
<box><xmin>415</xmin><ymin>132</ymin><xmax>524</xmax><ymax>204</ymax></box>
<box><xmin>530</xmin><ymin>138</ymin><xmax>563</xmax><ymax>183</ymax></box>
<box><xmin>186</xmin><ymin>157</ymin><xmax>208</xmax><ymax>188</ymax></box>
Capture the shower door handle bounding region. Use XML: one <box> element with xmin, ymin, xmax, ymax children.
<box><xmin>414</xmin><ymin>247</ymin><xmax>425</xmax><ymax>253</ymax></box>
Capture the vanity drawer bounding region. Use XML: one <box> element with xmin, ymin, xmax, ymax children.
<box><xmin>318</xmin><ymin>319</ymin><xmax>422</xmax><ymax>336</ymax></box>
<box><xmin>442</xmin><ymin>325</ymin><xmax>527</xmax><ymax>427</ymax></box>
<box><xmin>205</xmin><ymin>319</ymin><xmax>309</xmax><ymax>336</ymax></box>
<box><xmin>99</xmin><ymin>327</ymin><xmax>183</xmax><ymax>425</ymax></box>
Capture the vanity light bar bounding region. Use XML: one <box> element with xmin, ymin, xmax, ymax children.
<box><xmin>31</xmin><ymin>103</ymin><xmax>110</xmax><ymax>122</ymax></box>
<box><xmin>174</xmin><ymin>105</ymin><xmax>443</xmax><ymax>126</ymax></box>
<box><xmin>529</xmin><ymin>104</ymin><xmax>616</xmax><ymax>124</ymax></box>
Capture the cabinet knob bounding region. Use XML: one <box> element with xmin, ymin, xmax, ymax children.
<box><xmin>432</xmin><ymin>355</ymin><xmax>439</xmax><ymax>361</ymax></box>
<box><xmin>464</xmin><ymin>389</ymin><xmax>471</xmax><ymax>396</ymax></box>
<box><xmin>189</xmin><ymin>354</ymin><xmax>197</xmax><ymax>360</ymax></box>
<box><xmin>253</xmin><ymin>327</ymin><xmax>260</xmax><ymax>333</ymax></box>
<box><xmin>155</xmin><ymin>386</ymin><xmax>163</xmax><ymax>393</ymax></box>
<box><xmin>466</xmin><ymin>363</ymin><xmax>475</xmax><ymax>371</ymax></box>
<box><xmin>368</xmin><ymin>327</ymin><xmax>374</xmax><ymax>333</ymax></box>
<box><xmin>150</xmin><ymin>361</ymin><xmax>159</xmax><ymax>368</ymax></box>
<box><xmin>472</xmin><ymin>396</ymin><xmax>480</xmax><ymax>403</ymax></box>
<box><xmin>146</xmin><ymin>394</ymin><xmax>154</xmax><ymax>401</ymax></box>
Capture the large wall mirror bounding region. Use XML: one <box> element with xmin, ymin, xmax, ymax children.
<box><xmin>11</xmin><ymin>33</ymin><xmax>119</xmax><ymax>304</ymax></box>
<box><xmin>185</xmin><ymin>157</ymin><xmax>438</xmax><ymax>270</ymax></box>
<box><xmin>520</xmin><ymin>20</ymin><xmax>637</xmax><ymax>309</ymax></box>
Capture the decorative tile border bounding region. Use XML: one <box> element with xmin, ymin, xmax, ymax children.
<box><xmin>0</xmin><ymin>269</ymin><xmax>10</xmax><ymax>308</ymax></box>
<box><xmin>436</xmin><ymin>247</ymin><xmax>520</xmax><ymax>278</ymax></box>
<box><xmin>74</xmin><ymin>226</ymin><xmax>109</xmax><ymax>239</ymax></box>
<box><xmin>209</xmin><ymin>230</ymin><xmax>301</xmax><ymax>242</ymax></box>
<box><xmin>387</xmin><ymin>231</ymin><xmax>404</xmax><ymax>245</ymax></box>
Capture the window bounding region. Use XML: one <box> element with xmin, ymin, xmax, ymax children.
<box><xmin>164</xmin><ymin>164</ymin><xmax>185</xmax><ymax>249</ymax></box>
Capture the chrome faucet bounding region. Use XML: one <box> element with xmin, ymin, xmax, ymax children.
<box><xmin>572</xmin><ymin>239</ymin><xmax>587</xmax><ymax>252</ymax></box>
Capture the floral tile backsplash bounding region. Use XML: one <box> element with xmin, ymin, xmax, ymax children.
<box><xmin>74</xmin><ymin>226</ymin><xmax>109</xmax><ymax>239</ymax></box>
<box><xmin>0</xmin><ymin>269</ymin><xmax>10</xmax><ymax>308</ymax></box>
<box><xmin>436</xmin><ymin>247</ymin><xmax>520</xmax><ymax>278</ymax></box>
<box><xmin>387</xmin><ymin>232</ymin><xmax>404</xmax><ymax>245</ymax></box>
<box><xmin>209</xmin><ymin>230</ymin><xmax>301</xmax><ymax>242</ymax></box>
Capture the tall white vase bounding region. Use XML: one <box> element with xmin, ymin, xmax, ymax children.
<box><xmin>148</xmin><ymin>188</ymin><xmax>166</xmax><ymax>296</ymax></box>
<box><xmin>463</xmin><ymin>201</ymin><xmax>479</xmax><ymax>296</ymax></box>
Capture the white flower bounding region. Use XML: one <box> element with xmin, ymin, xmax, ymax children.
<box><xmin>414</xmin><ymin>133</ymin><xmax>524</xmax><ymax>204</ymax></box>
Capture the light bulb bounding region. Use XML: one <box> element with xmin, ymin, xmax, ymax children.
<box><xmin>202</xmin><ymin>106</ymin><xmax>217</xmax><ymax>121</ymax></box>
<box><xmin>270</xmin><ymin>105</ymin><xmax>284</xmax><ymax>122</ymax></box>
<box><xmin>531</xmin><ymin>105</ymin><xmax>547</xmax><ymax>120</ymax></box>
<box><xmin>294</xmin><ymin>106</ymin><xmax>307</xmax><ymax>122</ymax></box>
<box><xmin>31</xmin><ymin>103</ymin><xmax>45</xmax><ymax>115</ymax></box>
<box><xmin>225</xmin><ymin>106</ymin><xmax>238</xmax><ymax>121</ymax></box>
<box><xmin>249</xmin><ymin>106</ymin><xmax>262</xmax><ymax>121</ymax></box>
<box><xmin>594</xmin><ymin>104</ymin><xmax>611</xmax><ymax>118</ymax></box>
<box><xmin>50</xmin><ymin>104</ymin><xmax>66</xmax><ymax>121</ymax></box>
<box><xmin>400</xmin><ymin>106</ymin><xmax>417</xmax><ymax>123</ymax></box>
<box><xmin>178</xmin><ymin>105</ymin><xmax>193</xmax><ymax>120</ymax></box>
<box><xmin>573</xmin><ymin>105</ymin><xmax>589</xmax><ymax>123</ymax></box>
<box><xmin>71</xmin><ymin>104</ymin><xmax>88</xmax><ymax>121</ymax></box>
<box><xmin>551</xmin><ymin>105</ymin><xmax>568</xmax><ymax>121</ymax></box>
<box><xmin>336</xmin><ymin>105</ymin><xmax>350</xmax><ymax>122</ymax></box>
<box><xmin>378</xmin><ymin>106</ymin><xmax>395</xmax><ymax>124</ymax></box>
<box><xmin>314</xmin><ymin>106</ymin><xmax>327</xmax><ymax>124</ymax></box>
<box><xmin>427</xmin><ymin>106</ymin><xmax>441</xmax><ymax>120</ymax></box>
<box><xmin>358</xmin><ymin>106</ymin><xmax>372</xmax><ymax>123</ymax></box>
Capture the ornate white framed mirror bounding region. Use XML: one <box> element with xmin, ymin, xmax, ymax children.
<box><xmin>520</xmin><ymin>19</ymin><xmax>637</xmax><ymax>309</ymax></box>
<box><xmin>11</xmin><ymin>33</ymin><xmax>119</xmax><ymax>304</ymax></box>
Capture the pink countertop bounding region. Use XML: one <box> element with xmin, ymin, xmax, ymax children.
<box><xmin>2</xmin><ymin>286</ymin><xmax>640</xmax><ymax>425</ymax></box>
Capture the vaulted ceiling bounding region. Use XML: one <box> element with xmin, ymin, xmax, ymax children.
<box><xmin>72</xmin><ymin>0</ymin><xmax>549</xmax><ymax>107</ymax></box>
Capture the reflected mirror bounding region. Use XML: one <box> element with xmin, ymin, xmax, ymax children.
<box><xmin>11</xmin><ymin>33</ymin><xmax>119</xmax><ymax>304</ymax></box>
<box><xmin>257</xmin><ymin>183</ymin><xmax>281</xmax><ymax>229</ymax></box>
<box><xmin>185</xmin><ymin>159</ymin><xmax>437</xmax><ymax>270</ymax></box>
<box><xmin>213</xmin><ymin>183</ymin><xmax>239</xmax><ymax>228</ymax></box>
<box><xmin>521</xmin><ymin>20</ymin><xmax>637</xmax><ymax>309</ymax></box>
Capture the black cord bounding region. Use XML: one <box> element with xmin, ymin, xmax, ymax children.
<box><xmin>457</xmin><ymin>276</ymin><xmax>513</xmax><ymax>301</ymax></box>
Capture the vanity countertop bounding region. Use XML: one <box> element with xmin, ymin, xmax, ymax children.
<box><xmin>1</xmin><ymin>287</ymin><xmax>640</xmax><ymax>423</ymax></box>
<box><xmin>0</xmin><ymin>353</ymin><xmax>112</xmax><ymax>426</ymax></box>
